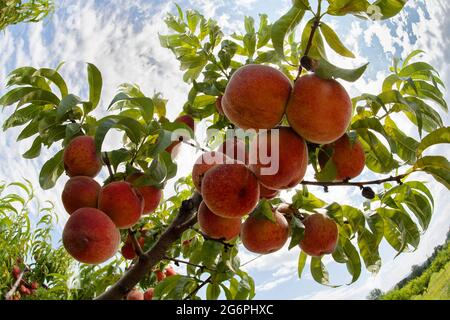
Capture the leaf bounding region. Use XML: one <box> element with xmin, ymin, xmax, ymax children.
<box><xmin>201</xmin><ymin>240</ymin><xmax>223</xmax><ymax>268</ymax></box>
<box><xmin>271</xmin><ymin>5</ymin><xmax>306</xmax><ymax>58</ymax></box>
<box><xmin>108</xmin><ymin>93</ymin><xmax>155</xmax><ymax>123</ymax></box>
<box><xmin>327</xmin><ymin>0</ymin><xmax>370</xmax><ymax>16</ymax></box>
<box><xmin>0</xmin><ymin>87</ymin><xmax>40</xmax><ymax>106</ymax></box>
<box><xmin>372</xmin><ymin>0</ymin><xmax>409</xmax><ymax>19</ymax></box>
<box><xmin>297</xmin><ymin>251</ymin><xmax>308</xmax><ymax>278</ymax></box>
<box><xmin>94</xmin><ymin>115</ymin><xmax>145</xmax><ymax>153</ymax></box>
<box><xmin>289</xmin><ymin>215</ymin><xmax>305</xmax><ymax>250</ymax></box>
<box><xmin>301</xmin><ymin>18</ymin><xmax>326</xmax><ymax>59</ymax></box>
<box><xmin>315</xmin><ymin>157</ymin><xmax>337</xmax><ymax>181</ymax></box>
<box><xmin>357</xmin><ymin>129</ymin><xmax>398</xmax><ymax>173</ymax></box>
<box><xmin>23</xmin><ymin>136</ymin><xmax>43</xmax><ymax>159</ymax></box>
<box><xmin>56</xmin><ymin>94</ymin><xmax>81</xmax><ymax>121</ymax></box>
<box><xmin>87</xmin><ymin>63</ymin><xmax>103</xmax><ymax>110</ymax></box>
<box><xmin>310</xmin><ymin>257</ymin><xmax>332</xmax><ymax>285</ymax></box>
<box><xmin>399</xmin><ymin>62</ymin><xmax>436</xmax><ymax>78</ymax></box>
<box><xmin>341</xmin><ymin>237</ymin><xmax>362</xmax><ymax>284</ymax></box>
<box><xmin>39</xmin><ymin>150</ymin><xmax>64</xmax><ymax>190</ymax></box>
<box><xmin>315</xmin><ymin>58</ymin><xmax>368</xmax><ymax>82</ymax></box>
<box><xmin>417</xmin><ymin>127</ymin><xmax>450</xmax><ymax>157</ymax></box>
<box><xmin>384</xmin><ymin>116</ymin><xmax>419</xmax><ymax>164</ymax></box>
<box><xmin>251</xmin><ymin>199</ymin><xmax>276</xmax><ymax>223</ymax></box>
<box><xmin>3</xmin><ymin>104</ymin><xmax>43</xmax><ymax>130</ymax></box>
<box><xmin>33</xmin><ymin>68</ymin><xmax>69</xmax><ymax>97</ymax></box>
<box><xmin>413</xmin><ymin>156</ymin><xmax>450</xmax><ymax>190</ymax></box>
<box><xmin>206</xmin><ymin>283</ymin><xmax>221</xmax><ymax>300</ymax></box>
<box><xmin>319</xmin><ymin>23</ymin><xmax>355</xmax><ymax>58</ymax></box>
<box><xmin>357</xmin><ymin>229</ymin><xmax>381</xmax><ymax>273</ymax></box>
<box><xmin>17</xmin><ymin>119</ymin><xmax>39</xmax><ymax>141</ymax></box>
<box><xmin>403</xmin><ymin>50</ymin><xmax>425</xmax><ymax>67</ymax></box>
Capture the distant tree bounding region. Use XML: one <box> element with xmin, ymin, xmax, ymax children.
<box><xmin>367</xmin><ymin>289</ymin><xmax>383</xmax><ymax>300</ymax></box>
<box><xmin>0</xmin><ymin>0</ymin><xmax>54</xmax><ymax>31</ymax></box>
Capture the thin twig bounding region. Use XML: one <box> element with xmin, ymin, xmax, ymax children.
<box><xmin>301</xmin><ymin>173</ymin><xmax>409</xmax><ymax>188</ymax></box>
<box><xmin>5</xmin><ymin>271</ymin><xmax>24</xmax><ymax>300</ymax></box>
<box><xmin>184</xmin><ymin>276</ymin><xmax>212</xmax><ymax>300</ymax></box>
<box><xmin>128</xmin><ymin>229</ymin><xmax>145</xmax><ymax>258</ymax></box>
<box><xmin>103</xmin><ymin>152</ymin><xmax>114</xmax><ymax>178</ymax></box>
<box><xmin>163</xmin><ymin>256</ymin><xmax>215</xmax><ymax>272</ymax></box>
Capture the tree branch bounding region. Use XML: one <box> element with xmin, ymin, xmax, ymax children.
<box><xmin>128</xmin><ymin>229</ymin><xmax>145</xmax><ymax>258</ymax></box>
<box><xmin>95</xmin><ymin>192</ymin><xmax>203</xmax><ymax>300</ymax></box>
<box><xmin>102</xmin><ymin>152</ymin><xmax>114</xmax><ymax>178</ymax></box>
<box><xmin>163</xmin><ymin>256</ymin><xmax>214</xmax><ymax>272</ymax></box>
<box><xmin>301</xmin><ymin>173</ymin><xmax>409</xmax><ymax>188</ymax></box>
<box><xmin>184</xmin><ymin>276</ymin><xmax>212</xmax><ymax>300</ymax></box>
<box><xmin>5</xmin><ymin>271</ymin><xmax>24</xmax><ymax>300</ymax></box>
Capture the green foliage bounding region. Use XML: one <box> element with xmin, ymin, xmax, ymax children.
<box><xmin>0</xmin><ymin>0</ymin><xmax>54</xmax><ymax>31</ymax></box>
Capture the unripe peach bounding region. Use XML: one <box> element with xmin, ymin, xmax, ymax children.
<box><xmin>202</xmin><ymin>164</ymin><xmax>260</xmax><ymax>218</ymax></box>
<box><xmin>192</xmin><ymin>152</ymin><xmax>227</xmax><ymax>193</ymax></box>
<box><xmin>127</xmin><ymin>290</ymin><xmax>144</xmax><ymax>300</ymax></box>
<box><xmin>61</xmin><ymin>176</ymin><xmax>101</xmax><ymax>214</ymax></box>
<box><xmin>241</xmin><ymin>209</ymin><xmax>289</xmax><ymax>254</ymax></box>
<box><xmin>222</xmin><ymin>64</ymin><xmax>292</xmax><ymax>130</ymax></box>
<box><xmin>197</xmin><ymin>202</ymin><xmax>241</xmax><ymax>241</ymax></box>
<box><xmin>63</xmin><ymin>136</ymin><xmax>102</xmax><ymax>177</ymax></box>
<box><xmin>144</xmin><ymin>288</ymin><xmax>154</xmax><ymax>300</ymax></box>
<box><xmin>299</xmin><ymin>213</ymin><xmax>338</xmax><ymax>257</ymax></box>
<box><xmin>318</xmin><ymin>134</ymin><xmax>366</xmax><ymax>181</ymax></box>
<box><xmin>126</xmin><ymin>173</ymin><xmax>162</xmax><ymax>214</ymax></box>
<box><xmin>98</xmin><ymin>181</ymin><xmax>144</xmax><ymax>229</ymax></box>
<box><xmin>286</xmin><ymin>74</ymin><xmax>352</xmax><ymax>144</ymax></box>
<box><xmin>62</xmin><ymin>208</ymin><xmax>120</xmax><ymax>264</ymax></box>
<box><xmin>249</xmin><ymin>127</ymin><xmax>308</xmax><ymax>190</ymax></box>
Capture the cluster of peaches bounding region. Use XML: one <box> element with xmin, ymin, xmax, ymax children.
<box><xmin>7</xmin><ymin>263</ymin><xmax>40</xmax><ymax>300</ymax></box>
<box><xmin>193</xmin><ymin>64</ymin><xmax>366</xmax><ymax>256</ymax></box>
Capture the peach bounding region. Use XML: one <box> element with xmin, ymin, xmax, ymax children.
<box><xmin>144</xmin><ymin>288</ymin><xmax>154</xmax><ymax>300</ymax></box>
<box><xmin>286</xmin><ymin>74</ymin><xmax>352</xmax><ymax>144</ymax></box>
<box><xmin>127</xmin><ymin>290</ymin><xmax>144</xmax><ymax>300</ymax></box>
<box><xmin>98</xmin><ymin>182</ymin><xmax>144</xmax><ymax>229</ymax></box>
<box><xmin>241</xmin><ymin>209</ymin><xmax>289</xmax><ymax>254</ymax></box>
<box><xmin>249</xmin><ymin>127</ymin><xmax>308</xmax><ymax>190</ymax></box>
<box><xmin>202</xmin><ymin>163</ymin><xmax>260</xmax><ymax>218</ymax></box>
<box><xmin>192</xmin><ymin>152</ymin><xmax>228</xmax><ymax>193</ymax></box>
<box><xmin>61</xmin><ymin>176</ymin><xmax>101</xmax><ymax>214</ymax></box>
<box><xmin>318</xmin><ymin>134</ymin><xmax>366</xmax><ymax>181</ymax></box>
<box><xmin>197</xmin><ymin>201</ymin><xmax>241</xmax><ymax>241</ymax></box>
<box><xmin>222</xmin><ymin>64</ymin><xmax>292</xmax><ymax>130</ymax></box>
<box><xmin>299</xmin><ymin>213</ymin><xmax>338</xmax><ymax>257</ymax></box>
<box><xmin>259</xmin><ymin>184</ymin><xmax>279</xmax><ymax>200</ymax></box>
<box><xmin>62</xmin><ymin>208</ymin><xmax>120</xmax><ymax>264</ymax></box>
<box><xmin>156</xmin><ymin>271</ymin><xmax>165</xmax><ymax>282</ymax></box>
<box><xmin>126</xmin><ymin>173</ymin><xmax>162</xmax><ymax>214</ymax></box>
<box><xmin>121</xmin><ymin>237</ymin><xmax>145</xmax><ymax>260</ymax></box>
<box><xmin>217</xmin><ymin>137</ymin><xmax>248</xmax><ymax>164</ymax></box>
<box><xmin>165</xmin><ymin>115</ymin><xmax>195</xmax><ymax>156</ymax></box>
<box><xmin>63</xmin><ymin>136</ymin><xmax>102</xmax><ymax>177</ymax></box>
<box><xmin>216</xmin><ymin>96</ymin><xmax>224</xmax><ymax>115</ymax></box>
<box><xmin>164</xmin><ymin>266</ymin><xmax>177</xmax><ymax>277</ymax></box>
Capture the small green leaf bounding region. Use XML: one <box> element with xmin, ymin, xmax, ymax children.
<box><xmin>289</xmin><ymin>216</ymin><xmax>305</xmax><ymax>250</ymax></box>
<box><xmin>33</xmin><ymin>68</ymin><xmax>69</xmax><ymax>97</ymax></box>
<box><xmin>319</xmin><ymin>23</ymin><xmax>355</xmax><ymax>58</ymax></box>
<box><xmin>39</xmin><ymin>150</ymin><xmax>64</xmax><ymax>190</ymax></box>
<box><xmin>297</xmin><ymin>251</ymin><xmax>307</xmax><ymax>278</ymax></box>
<box><xmin>271</xmin><ymin>5</ymin><xmax>306</xmax><ymax>58</ymax></box>
<box><xmin>413</xmin><ymin>156</ymin><xmax>450</xmax><ymax>190</ymax></box>
<box><xmin>87</xmin><ymin>63</ymin><xmax>103</xmax><ymax>110</ymax></box>
<box><xmin>23</xmin><ymin>136</ymin><xmax>43</xmax><ymax>159</ymax></box>
<box><xmin>315</xmin><ymin>58</ymin><xmax>368</xmax><ymax>82</ymax></box>
<box><xmin>251</xmin><ymin>199</ymin><xmax>276</xmax><ymax>223</ymax></box>
<box><xmin>417</xmin><ymin>127</ymin><xmax>450</xmax><ymax>157</ymax></box>
<box><xmin>310</xmin><ymin>257</ymin><xmax>331</xmax><ymax>285</ymax></box>
<box><xmin>206</xmin><ymin>283</ymin><xmax>221</xmax><ymax>300</ymax></box>
<box><xmin>57</xmin><ymin>94</ymin><xmax>81</xmax><ymax>121</ymax></box>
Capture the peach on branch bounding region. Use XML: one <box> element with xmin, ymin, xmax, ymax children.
<box><xmin>299</xmin><ymin>213</ymin><xmax>339</xmax><ymax>257</ymax></box>
<box><xmin>63</xmin><ymin>136</ymin><xmax>102</xmax><ymax>177</ymax></box>
<box><xmin>222</xmin><ymin>64</ymin><xmax>292</xmax><ymax>130</ymax></box>
<box><xmin>126</xmin><ymin>172</ymin><xmax>162</xmax><ymax>214</ymax></box>
<box><xmin>61</xmin><ymin>176</ymin><xmax>101</xmax><ymax>214</ymax></box>
<box><xmin>126</xmin><ymin>290</ymin><xmax>144</xmax><ymax>300</ymax></box>
<box><xmin>241</xmin><ymin>209</ymin><xmax>289</xmax><ymax>254</ymax></box>
<box><xmin>197</xmin><ymin>201</ymin><xmax>241</xmax><ymax>241</ymax></box>
<box><xmin>165</xmin><ymin>114</ymin><xmax>195</xmax><ymax>156</ymax></box>
<box><xmin>286</xmin><ymin>74</ymin><xmax>352</xmax><ymax>144</ymax></box>
<box><xmin>192</xmin><ymin>151</ymin><xmax>228</xmax><ymax>193</ymax></box>
<box><xmin>201</xmin><ymin>163</ymin><xmax>260</xmax><ymax>218</ymax></box>
<box><xmin>144</xmin><ymin>288</ymin><xmax>154</xmax><ymax>300</ymax></box>
<box><xmin>121</xmin><ymin>236</ymin><xmax>145</xmax><ymax>260</ymax></box>
<box><xmin>98</xmin><ymin>181</ymin><xmax>144</xmax><ymax>229</ymax></box>
<box><xmin>217</xmin><ymin>137</ymin><xmax>248</xmax><ymax>164</ymax></box>
<box><xmin>62</xmin><ymin>208</ymin><xmax>120</xmax><ymax>264</ymax></box>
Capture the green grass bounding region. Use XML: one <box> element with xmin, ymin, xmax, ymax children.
<box><xmin>381</xmin><ymin>242</ymin><xmax>450</xmax><ymax>300</ymax></box>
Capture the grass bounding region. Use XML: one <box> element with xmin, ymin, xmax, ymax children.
<box><xmin>412</xmin><ymin>261</ymin><xmax>450</xmax><ymax>300</ymax></box>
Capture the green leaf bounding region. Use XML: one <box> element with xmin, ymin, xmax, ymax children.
<box><xmin>94</xmin><ymin>115</ymin><xmax>145</xmax><ymax>154</ymax></box>
<box><xmin>3</xmin><ymin>104</ymin><xmax>43</xmax><ymax>130</ymax></box>
<box><xmin>413</xmin><ymin>156</ymin><xmax>450</xmax><ymax>190</ymax></box>
<box><xmin>23</xmin><ymin>136</ymin><xmax>43</xmax><ymax>159</ymax></box>
<box><xmin>315</xmin><ymin>157</ymin><xmax>337</xmax><ymax>181</ymax></box>
<box><xmin>403</xmin><ymin>50</ymin><xmax>425</xmax><ymax>67</ymax></box>
<box><xmin>327</xmin><ymin>0</ymin><xmax>370</xmax><ymax>16</ymax></box>
<box><xmin>33</xmin><ymin>68</ymin><xmax>69</xmax><ymax>97</ymax></box>
<box><xmin>108</xmin><ymin>93</ymin><xmax>155</xmax><ymax>124</ymax></box>
<box><xmin>251</xmin><ymin>199</ymin><xmax>276</xmax><ymax>223</ymax></box>
<box><xmin>87</xmin><ymin>63</ymin><xmax>102</xmax><ymax>110</ymax></box>
<box><xmin>341</xmin><ymin>237</ymin><xmax>362</xmax><ymax>284</ymax></box>
<box><xmin>39</xmin><ymin>150</ymin><xmax>64</xmax><ymax>190</ymax></box>
<box><xmin>0</xmin><ymin>87</ymin><xmax>40</xmax><ymax>106</ymax></box>
<box><xmin>297</xmin><ymin>251</ymin><xmax>308</xmax><ymax>278</ymax></box>
<box><xmin>289</xmin><ymin>215</ymin><xmax>305</xmax><ymax>250</ymax></box>
<box><xmin>417</xmin><ymin>127</ymin><xmax>450</xmax><ymax>157</ymax></box>
<box><xmin>357</xmin><ymin>129</ymin><xmax>398</xmax><ymax>173</ymax></box>
<box><xmin>292</xmin><ymin>188</ymin><xmax>326</xmax><ymax>211</ymax></box>
<box><xmin>17</xmin><ymin>119</ymin><xmax>39</xmax><ymax>141</ymax></box>
<box><xmin>301</xmin><ymin>18</ymin><xmax>326</xmax><ymax>60</ymax></box>
<box><xmin>206</xmin><ymin>283</ymin><xmax>221</xmax><ymax>300</ymax></box>
<box><xmin>357</xmin><ymin>229</ymin><xmax>381</xmax><ymax>273</ymax></box>
<box><xmin>315</xmin><ymin>58</ymin><xmax>368</xmax><ymax>82</ymax></box>
<box><xmin>399</xmin><ymin>62</ymin><xmax>436</xmax><ymax>78</ymax></box>
<box><xmin>384</xmin><ymin>116</ymin><xmax>419</xmax><ymax>164</ymax></box>
<box><xmin>271</xmin><ymin>5</ymin><xmax>305</xmax><ymax>58</ymax></box>
<box><xmin>17</xmin><ymin>88</ymin><xmax>61</xmax><ymax>107</ymax></box>
<box><xmin>310</xmin><ymin>257</ymin><xmax>330</xmax><ymax>285</ymax></box>
<box><xmin>56</xmin><ymin>94</ymin><xmax>81</xmax><ymax>121</ymax></box>
<box><xmin>319</xmin><ymin>23</ymin><xmax>355</xmax><ymax>58</ymax></box>
<box><xmin>201</xmin><ymin>240</ymin><xmax>223</xmax><ymax>268</ymax></box>
<box><xmin>372</xmin><ymin>0</ymin><xmax>409</xmax><ymax>19</ymax></box>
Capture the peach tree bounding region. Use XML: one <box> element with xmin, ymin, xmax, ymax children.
<box><xmin>1</xmin><ymin>0</ymin><xmax>449</xmax><ymax>300</ymax></box>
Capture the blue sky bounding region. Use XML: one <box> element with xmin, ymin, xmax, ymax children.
<box><xmin>0</xmin><ymin>0</ymin><xmax>449</xmax><ymax>299</ymax></box>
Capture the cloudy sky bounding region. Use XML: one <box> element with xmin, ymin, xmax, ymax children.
<box><xmin>0</xmin><ymin>0</ymin><xmax>449</xmax><ymax>299</ymax></box>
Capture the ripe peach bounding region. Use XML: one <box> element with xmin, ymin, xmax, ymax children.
<box><xmin>318</xmin><ymin>134</ymin><xmax>366</xmax><ymax>181</ymax></box>
<box><xmin>98</xmin><ymin>181</ymin><xmax>144</xmax><ymax>229</ymax></box>
<box><xmin>192</xmin><ymin>152</ymin><xmax>228</xmax><ymax>193</ymax></box>
<box><xmin>197</xmin><ymin>202</ymin><xmax>241</xmax><ymax>241</ymax></box>
<box><xmin>165</xmin><ymin>115</ymin><xmax>195</xmax><ymax>156</ymax></box>
<box><xmin>12</xmin><ymin>265</ymin><xmax>21</xmax><ymax>279</ymax></box>
<box><xmin>249</xmin><ymin>127</ymin><xmax>308</xmax><ymax>190</ymax></box>
<box><xmin>299</xmin><ymin>213</ymin><xmax>338</xmax><ymax>257</ymax></box>
<box><xmin>19</xmin><ymin>285</ymin><xmax>31</xmax><ymax>296</ymax></box>
<box><xmin>217</xmin><ymin>137</ymin><xmax>248</xmax><ymax>164</ymax></box>
<box><xmin>222</xmin><ymin>64</ymin><xmax>292</xmax><ymax>130</ymax></box>
<box><xmin>127</xmin><ymin>290</ymin><xmax>144</xmax><ymax>300</ymax></box>
<box><xmin>144</xmin><ymin>288</ymin><xmax>154</xmax><ymax>300</ymax></box>
<box><xmin>286</xmin><ymin>74</ymin><xmax>352</xmax><ymax>144</ymax></box>
<box><xmin>126</xmin><ymin>173</ymin><xmax>162</xmax><ymax>214</ymax></box>
<box><xmin>62</xmin><ymin>208</ymin><xmax>120</xmax><ymax>264</ymax></box>
<box><xmin>63</xmin><ymin>136</ymin><xmax>102</xmax><ymax>177</ymax></box>
<box><xmin>202</xmin><ymin>163</ymin><xmax>260</xmax><ymax>218</ymax></box>
<box><xmin>156</xmin><ymin>271</ymin><xmax>166</xmax><ymax>282</ymax></box>
<box><xmin>259</xmin><ymin>184</ymin><xmax>279</xmax><ymax>200</ymax></box>
<box><xmin>31</xmin><ymin>282</ymin><xmax>39</xmax><ymax>290</ymax></box>
<box><xmin>241</xmin><ymin>209</ymin><xmax>289</xmax><ymax>254</ymax></box>
<box><xmin>61</xmin><ymin>176</ymin><xmax>101</xmax><ymax>214</ymax></box>
<box><xmin>121</xmin><ymin>237</ymin><xmax>145</xmax><ymax>260</ymax></box>
<box><xmin>164</xmin><ymin>266</ymin><xmax>177</xmax><ymax>277</ymax></box>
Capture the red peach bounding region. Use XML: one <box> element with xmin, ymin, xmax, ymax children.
<box><xmin>63</xmin><ymin>136</ymin><xmax>102</xmax><ymax>177</ymax></box>
<box><xmin>61</xmin><ymin>176</ymin><xmax>101</xmax><ymax>214</ymax></box>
